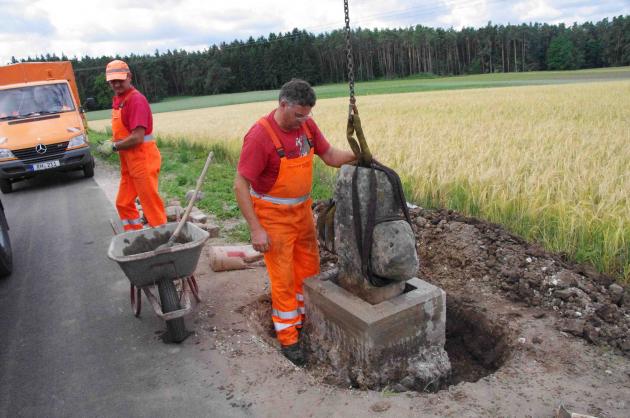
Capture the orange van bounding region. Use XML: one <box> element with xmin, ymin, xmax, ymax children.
<box><xmin>0</xmin><ymin>61</ymin><xmax>94</xmax><ymax>193</ymax></box>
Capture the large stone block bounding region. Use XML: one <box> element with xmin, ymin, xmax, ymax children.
<box><xmin>333</xmin><ymin>165</ymin><xmax>418</xmax><ymax>303</ymax></box>
<box><xmin>304</xmin><ymin>274</ymin><xmax>451</xmax><ymax>390</ymax></box>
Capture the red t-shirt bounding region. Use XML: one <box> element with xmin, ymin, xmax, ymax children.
<box><xmin>112</xmin><ymin>88</ymin><xmax>153</xmax><ymax>135</ymax></box>
<box><xmin>237</xmin><ymin>110</ymin><xmax>331</xmax><ymax>194</ymax></box>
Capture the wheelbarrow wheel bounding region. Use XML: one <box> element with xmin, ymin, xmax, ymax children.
<box><xmin>157</xmin><ymin>279</ymin><xmax>187</xmax><ymax>343</ymax></box>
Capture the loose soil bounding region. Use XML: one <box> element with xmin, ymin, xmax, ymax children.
<box><xmin>96</xmin><ymin>161</ymin><xmax>630</xmax><ymax>417</ymax></box>
<box><xmin>121</xmin><ymin>230</ymin><xmax>191</xmax><ymax>256</ymax></box>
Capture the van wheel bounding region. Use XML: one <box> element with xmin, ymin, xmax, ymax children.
<box><xmin>83</xmin><ymin>161</ymin><xmax>94</xmax><ymax>178</ymax></box>
<box><xmin>0</xmin><ymin>179</ymin><xmax>12</xmax><ymax>194</ymax></box>
<box><xmin>0</xmin><ymin>211</ymin><xmax>12</xmax><ymax>277</ymax></box>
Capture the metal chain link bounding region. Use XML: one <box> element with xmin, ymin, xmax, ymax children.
<box><xmin>344</xmin><ymin>0</ymin><xmax>355</xmax><ymax>115</ymax></box>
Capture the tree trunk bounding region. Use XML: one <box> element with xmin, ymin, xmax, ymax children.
<box><xmin>513</xmin><ymin>39</ymin><xmax>518</xmax><ymax>72</ymax></box>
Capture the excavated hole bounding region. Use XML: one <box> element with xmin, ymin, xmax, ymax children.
<box><xmin>444</xmin><ymin>294</ymin><xmax>512</xmax><ymax>386</ymax></box>
<box><xmin>241</xmin><ymin>290</ymin><xmax>512</xmax><ymax>391</ymax></box>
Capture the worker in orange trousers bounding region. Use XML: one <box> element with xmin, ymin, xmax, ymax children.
<box><xmin>103</xmin><ymin>60</ymin><xmax>166</xmax><ymax>231</ymax></box>
<box><xmin>234</xmin><ymin>79</ymin><xmax>356</xmax><ymax>366</ymax></box>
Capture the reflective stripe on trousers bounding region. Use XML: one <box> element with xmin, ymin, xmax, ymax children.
<box><xmin>272</xmin><ymin>308</ymin><xmax>299</xmax><ymax>320</ymax></box>
<box><xmin>121</xmin><ymin>217</ymin><xmax>143</xmax><ymax>231</ymax></box>
<box><xmin>274</xmin><ymin>320</ymin><xmax>303</xmax><ymax>332</ymax></box>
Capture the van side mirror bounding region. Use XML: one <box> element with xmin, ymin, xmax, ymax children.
<box><xmin>84</xmin><ymin>97</ymin><xmax>97</xmax><ymax>111</ymax></box>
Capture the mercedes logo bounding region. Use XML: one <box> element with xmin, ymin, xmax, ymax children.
<box><xmin>35</xmin><ymin>144</ymin><xmax>47</xmax><ymax>155</ymax></box>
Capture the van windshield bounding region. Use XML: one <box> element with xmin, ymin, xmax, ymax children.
<box><xmin>0</xmin><ymin>83</ymin><xmax>75</xmax><ymax>120</ymax></box>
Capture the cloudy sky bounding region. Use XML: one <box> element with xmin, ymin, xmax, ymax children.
<box><xmin>0</xmin><ymin>0</ymin><xmax>628</xmax><ymax>64</ymax></box>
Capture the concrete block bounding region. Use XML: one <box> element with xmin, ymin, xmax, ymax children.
<box><xmin>165</xmin><ymin>205</ymin><xmax>183</xmax><ymax>222</ymax></box>
<box><xmin>198</xmin><ymin>223</ymin><xmax>220</xmax><ymax>238</ymax></box>
<box><xmin>304</xmin><ymin>274</ymin><xmax>451</xmax><ymax>390</ymax></box>
<box><xmin>190</xmin><ymin>211</ymin><xmax>208</xmax><ymax>224</ymax></box>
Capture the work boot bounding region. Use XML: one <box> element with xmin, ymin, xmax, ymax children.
<box><xmin>281</xmin><ymin>343</ymin><xmax>305</xmax><ymax>367</ymax></box>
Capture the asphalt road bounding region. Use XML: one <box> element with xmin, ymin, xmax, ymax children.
<box><xmin>0</xmin><ymin>172</ymin><xmax>237</xmax><ymax>417</ymax></box>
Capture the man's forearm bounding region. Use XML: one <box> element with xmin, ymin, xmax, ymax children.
<box><xmin>322</xmin><ymin>147</ymin><xmax>356</xmax><ymax>168</ymax></box>
<box><xmin>233</xmin><ymin>174</ymin><xmax>262</xmax><ymax>232</ymax></box>
<box><xmin>114</xmin><ymin>128</ymin><xmax>145</xmax><ymax>150</ymax></box>
<box><xmin>234</xmin><ymin>173</ymin><xmax>271</xmax><ymax>252</ymax></box>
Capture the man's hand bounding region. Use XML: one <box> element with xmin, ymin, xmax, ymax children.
<box><xmin>98</xmin><ymin>140</ymin><xmax>115</xmax><ymax>156</ymax></box>
<box><xmin>251</xmin><ymin>227</ymin><xmax>270</xmax><ymax>253</ymax></box>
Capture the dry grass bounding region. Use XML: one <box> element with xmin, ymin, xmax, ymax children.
<box><xmin>90</xmin><ymin>81</ymin><xmax>630</xmax><ymax>279</ymax></box>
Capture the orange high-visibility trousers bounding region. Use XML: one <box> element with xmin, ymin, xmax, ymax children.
<box><xmin>111</xmin><ymin>88</ymin><xmax>166</xmax><ymax>231</ymax></box>
<box><xmin>116</xmin><ymin>142</ymin><xmax>166</xmax><ymax>230</ymax></box>
<box><xmin>253</xmin><ymin>198</ymin><xmax>320</xmax><ymax>346</ymax></box>
<box><xmin>251</xmin><ymin>117</ymin><xmax>320</xmax><ymax>346</ymax></box>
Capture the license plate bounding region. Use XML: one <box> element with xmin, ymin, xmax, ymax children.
<box><xmin>31</xmin><ymin>160</ymin><xmax>60</xmax><ymax>171</ymax></box>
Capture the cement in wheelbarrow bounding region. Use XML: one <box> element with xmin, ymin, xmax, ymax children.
<box><xmin>108</xmin><ymin>222</ymin><xmax>209</xmax><ymax>288</ymax></box>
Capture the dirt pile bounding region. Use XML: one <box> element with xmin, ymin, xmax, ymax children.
<box><xmin>122</xmin><ymin>230</ymin><xmax>191</xmax><ymax>256</ymax></box>
<box><xmin>416</xmin><ymin>207</ymin><xmax>629</xmax><ymax>355</ymax></box>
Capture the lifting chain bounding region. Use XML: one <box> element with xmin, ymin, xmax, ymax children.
<box><xmin>343</xmin><ymin>0</ymin><xmax>355</xmax><ymax>115</ymax></box>
<box><xmin>343</xmin><ymin>0</ymin><xmax>372</xmax><ymax>166</ymax></box>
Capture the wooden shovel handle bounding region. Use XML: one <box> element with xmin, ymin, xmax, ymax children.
<box><xmin>168</xmin><ymin>151</ymin><xmax>214</xmax><ymax>244</ymax></box>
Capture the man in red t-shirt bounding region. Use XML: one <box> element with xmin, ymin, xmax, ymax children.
<box><xmin>103</xmin><ymin>59</ymin><xmax>166</xmax><ymax>231</ymax></box>
<box><xmin>234</xmin><ymin>79</ymin><xmax>355</xmax><ymax>365</ymax></box>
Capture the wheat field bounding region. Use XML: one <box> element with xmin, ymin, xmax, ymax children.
<box><xmin>90</xmin><ymin>81</ymin><xmax>630</xmax><ymax>279</ymax></box>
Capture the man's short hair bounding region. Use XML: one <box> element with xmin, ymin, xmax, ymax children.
<box><xmin>279</xmin><ymin>79</ymin><xmax>316</xmax><ymax>107</ymax></box>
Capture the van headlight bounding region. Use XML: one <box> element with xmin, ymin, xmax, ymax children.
<box><xmin>0</xmin><ymin>149</ymin><xmax>15</xmax><ymax>159</ymax></box>
<box><xmin>68</xmin><ymin>134</ymin><xmax>86</xmax><ymax>148</ymax></box>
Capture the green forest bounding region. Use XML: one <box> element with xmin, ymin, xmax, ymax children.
<box><xmin>12</xmin><ymin>15</ymin><xmax>630</xmax><ymax>109</ymax></box>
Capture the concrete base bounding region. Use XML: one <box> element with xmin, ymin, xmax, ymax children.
<box><xmin>303</xmin><ymin>274</ymin><xmax>451</xmax><ymax>391</ymax></box>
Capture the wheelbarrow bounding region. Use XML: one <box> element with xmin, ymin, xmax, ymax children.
<box><xmin>107</xmin><ymin>222</ymin><xmax>209</xmax><ymax>342</ymax></box>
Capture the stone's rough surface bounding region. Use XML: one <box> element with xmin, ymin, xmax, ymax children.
<box><xmin>333</xmin><ymin>165</ymin><xmax>418</xmax><ymax>303</ymax></box>
<box><xmin>335</xmin><ymin>276</ymin><xmax>406</xmax><ymax>305</ymax></box>
<box><xmin>304</xmin><ymin>274</ymin><xmax>451</xmax><ymax>390</ymax></box>
<box><xmin>371</xmin><ymin>220</ymin><xmax>418</xmax><ymax>281</ymax></box>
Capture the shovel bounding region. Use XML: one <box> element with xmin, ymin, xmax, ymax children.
<box><xmin>157</xmin><ymin>151</ymin><xmax>214</xmax><ymax>251</ymax></box>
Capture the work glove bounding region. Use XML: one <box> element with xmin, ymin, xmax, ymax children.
<box><xmin>98</xmin><ymin>140</ymin><xmax>115</xmax><ymax>156</ymax></box>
